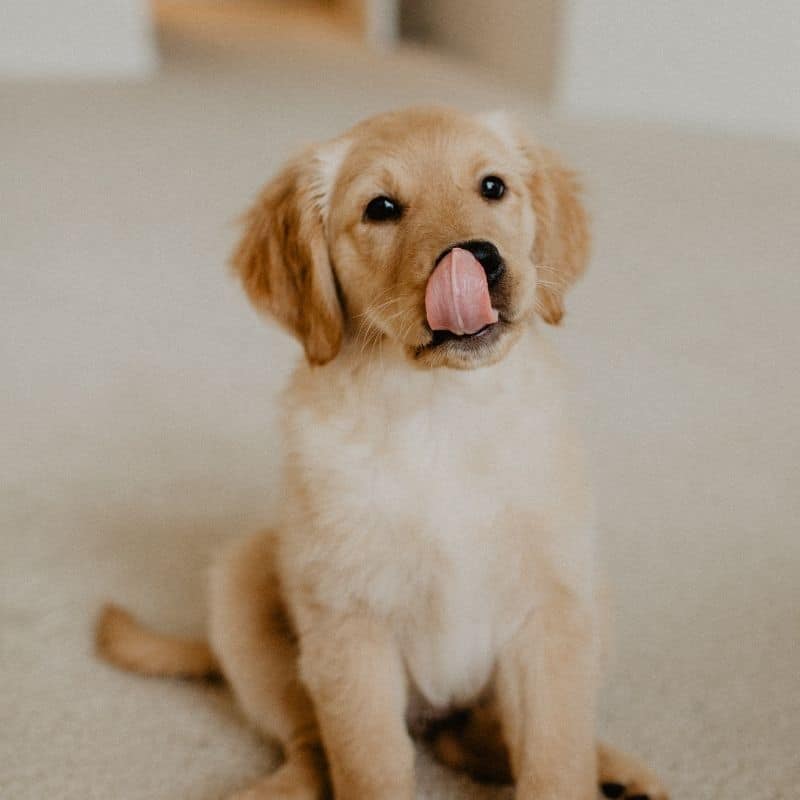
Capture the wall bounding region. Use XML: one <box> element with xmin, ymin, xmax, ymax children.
<box><xmin>401</xmin><ymin>0</ymin><xmax>559</xmax><ymax>101</ymax></box>
<box><xmin>402</xmin><ymin>1</ymin><xmax>800</xmax><ymax>140</ymax></box>
<box><xmin>0</xmin><ymin>0</ymin><xmax>157</xmax><ymax>78</ymax></box>
<box><xmin>339</xmin><ymin>0</ymin><xmax>399</xmax><ymax>45</ymax></box>
<box><xmin>559</xmin><ymin>1</ymin><xmax>800</xmax><ymax>139</ymax></box>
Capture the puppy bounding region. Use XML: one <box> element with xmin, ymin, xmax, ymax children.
<box><xmin>97</xmin><ymin>107</ymin><xmax>668</xmax><ymax>800</ymax></box>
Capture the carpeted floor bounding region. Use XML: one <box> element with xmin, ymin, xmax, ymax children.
<box><xmin>1</xmin><ymin>23</ymin><xmax>799</xmax><ymax>800</ymax></box>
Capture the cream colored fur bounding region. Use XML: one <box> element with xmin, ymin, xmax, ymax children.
<box><xmin>96</xmin><ymin>107</ymin><xmax>668</xmax><ymax>800</ymax></box>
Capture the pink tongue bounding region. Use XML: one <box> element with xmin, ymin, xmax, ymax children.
<box><xmin>425</xmin><ymin>247</ymin><xmax>499</xmax><ymax>335</ymax></box>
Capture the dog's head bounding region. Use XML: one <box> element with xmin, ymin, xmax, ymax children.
<box><xmin>233</xmin><ymin>107</ymin><xmax>589</xmax><ymax>369</ymax></box>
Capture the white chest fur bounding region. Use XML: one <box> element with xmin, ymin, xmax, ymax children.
<box><xmin>279</xmin><ymin>331</ymin><xmax>592</xmax><ymax>710</ymax></box>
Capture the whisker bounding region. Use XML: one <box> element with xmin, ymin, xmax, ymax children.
<box><xmin>353</xmin><ymin>292</ymin><xmax>414</xmax><ymax>321</ymax></box>
<box><xmin>381</xmin><ymin>305</ymin><xmax>415</xmax><ymax>325</ymax></box>
<box><xmin>534</xmin><ymin>264</ymin><xmax>565</xmax><ymax>282</ymax></box>
<box><xmin>396</xmin><ymin>311</ymin><xmax>419</xmax><ymax>345</ymax></box>
<box><xmin>535</xmin><ymin>278</ymin><xmax>562</xmax><ymax>290</ymax></box>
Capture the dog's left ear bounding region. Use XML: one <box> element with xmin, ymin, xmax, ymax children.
<box><xmin>524</xmin><ymin>144</ymin><xmax>591</xmax><ymax>325</ymax></box>
<box><xmin>231</xmin><ymin>145</ymin><xmax>345</xmax><ymax>365</ymax></box>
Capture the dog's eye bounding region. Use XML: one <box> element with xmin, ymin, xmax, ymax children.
<box><xmin>363</xmin><ymin>195</ymin><xmax>403</xmax><ymax>222</ymax></box>
<box><xmin>480</xmin><ymin>175</ymin><xmax>506</xmax><ymax>201</ymax></box>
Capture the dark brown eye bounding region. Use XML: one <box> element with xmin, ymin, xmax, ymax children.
<box><xmin>480</xmin><ymin>175</ymin><xmax>506</xmax><ymax>200</ymax></box>
<box><xmin>364</xmin><ymin>195</ymin><xmax>403</xmax><ymax>222</ymax></box>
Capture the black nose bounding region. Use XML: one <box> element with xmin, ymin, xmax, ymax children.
<box><xmin>440</xmin><ymin>240</ymin><xmax>505</xmax><ymax>287</ymax></box>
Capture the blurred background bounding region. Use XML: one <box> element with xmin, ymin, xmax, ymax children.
<box><xmin>3</xmin><ymin>0</ymin><xmax>800</xmax><ymax>137</ymax></box>
<box><xmin>2</xmin><ymin>3</ymin><xmax>798</xmax><ymax>800</ymax></box>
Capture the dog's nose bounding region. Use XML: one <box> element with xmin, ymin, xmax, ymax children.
<box><xmin>442</xmin><ymin>240</ymin><xmax>505</xmax><ymax>287</ymax></box>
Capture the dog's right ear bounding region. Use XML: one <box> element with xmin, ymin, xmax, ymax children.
<box><xmin>525</xmin><ymin>145</ymin><xmax>590</xmax><ymax>326</ymax></box>
<box><xmin>231</xmin><ymin>146</ymin><xmax>345</xmax><ymax>366</ymax></box>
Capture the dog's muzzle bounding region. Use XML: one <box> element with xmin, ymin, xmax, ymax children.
<box><xmin>425</xmin><ymin>241</ymin><xmax>504</xmax><ymax>337</ymax></box>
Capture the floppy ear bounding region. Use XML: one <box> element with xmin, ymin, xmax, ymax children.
<box><xmin>525</xmin><ymin>146</ymin><xmax>590</xmax><ymax>325</ymax></box>
<box><xmin>231</xmin><ymin>147</ymin><xmax>344</xmax><ymax>365</ymax></box>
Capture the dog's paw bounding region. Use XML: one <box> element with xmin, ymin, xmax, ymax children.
<box><xmin>600</xmin><ymin>781</ymin><xmax>668</xmax><ymax>800</ymax></box>
<box><xmin>225</xmin><ymin>759</ymin><xmax>325</xmax><ymax>800</ymax></box>
<box><xmin>598</xmin><ymin>742</ymin><xmax>669</xmax><ymax>800</ymax></box>
<box><xmin>226</xmin><ymin>780</ymin><xmax>318</xmax><ymax>800</ymax></box>
<box><xmin>600</xmin><ymin>780</ymin><xmax>668</xmax><ymax>800</ymax></box>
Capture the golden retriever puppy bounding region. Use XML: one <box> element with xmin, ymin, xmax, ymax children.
<box><xmin>97</xmin><ymin>107</ymin><xmax>668</xmax><ymax>800</ymax></box>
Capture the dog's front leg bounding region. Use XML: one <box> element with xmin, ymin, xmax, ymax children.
<box><xmin>496</xmin><ymin>596</ymin><xmax>597</xmax><ymax>800</ymax></box>
<box><xmin>298</xmin><ymin>613</ymin><xmax>414</xmax><ymax>800</ymax></box>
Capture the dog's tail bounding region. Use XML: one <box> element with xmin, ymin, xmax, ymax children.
<box><xmin>95</xmin><ymin>603</ymin><xmax>222</xmax><ymax>681</ymax></box>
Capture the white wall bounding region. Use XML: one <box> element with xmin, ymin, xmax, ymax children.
<box><xmin>0</xmin><ymin>0</ymin><xmax>157</xmax><ymax>78</ymax></box>
<box><xmin>559</xmin><ymin>1</ymin><xmax>800</xmax><ymax>139</ymax></box>
<box><xmin>402</xmin><ymin>0</ymin><xmax>558</xmax><ymax>101</ymax></box>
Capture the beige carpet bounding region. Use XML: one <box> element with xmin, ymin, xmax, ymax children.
<box><xmin>2</xmin><ymin>24</ymin><xmax>799</xmax><ymax>800</ymax></box>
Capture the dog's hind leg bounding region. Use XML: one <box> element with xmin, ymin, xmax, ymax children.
<box><xmin>430</xmin><ymin>703</ymin><xmax>512</xmax><ymax>784</ymax></box>
<box><xmin>209</xmin><ymin>529</ymin><xmax>328</xmax><ymax>800</ymax></box>
<box><xmin>431</xmin><ymin>708</ymin><xmax>669</xmax><ymax>800</ymax></box>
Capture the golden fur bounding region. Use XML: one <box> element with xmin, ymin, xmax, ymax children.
<box><xmin>96</xmin><ymin>107</ymin><xmax>667</xmax><ymax>800</ymax></box>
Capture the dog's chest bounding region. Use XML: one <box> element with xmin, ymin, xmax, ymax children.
<box><xmin>309</xmin><ymin>370</ymin><xmax>533</xmax><ymax>555</ymax></box>
<box><xmin>288</xmin><ymin>354</ymin><xmax>555</xmax><ymax>706</ymax></box>
<box><xmin>320</xmin><ymin>399</ymin><xmax>530</xmax><ymax>704</ymax></box>
<box><xmin>285</xmin><ymin>342</ymin><xmax>576</xmax><ymax>707</ymax></box>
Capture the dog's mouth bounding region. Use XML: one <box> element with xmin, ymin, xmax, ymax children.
<box><xmin>417</xmin><ymin>242</ymin><xmax>508</xmax><ymax>357</ymax></box>
<box><xmin>419</xmin><ymin>319</ymin><xmax>504</xmax><ymax>351</ymax></box>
